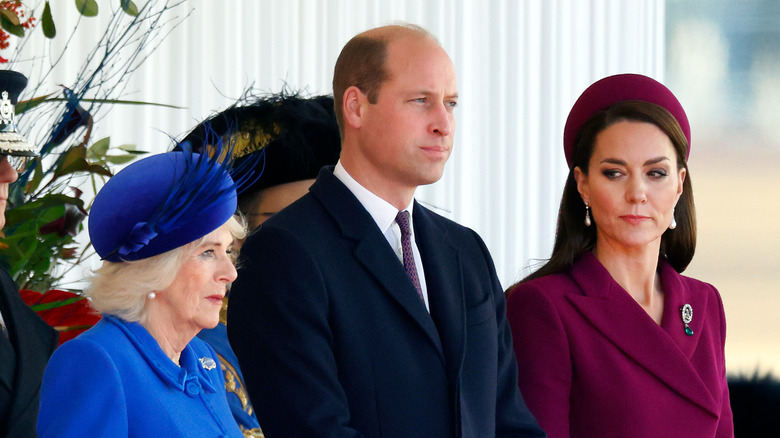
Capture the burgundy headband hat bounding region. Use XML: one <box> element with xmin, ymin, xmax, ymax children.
<box><xmin>562</xmin><ymin>73</ymin><xmax>690</xmax><ymax>168</ymax></box>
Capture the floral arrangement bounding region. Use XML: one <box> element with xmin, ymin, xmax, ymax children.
<box><xmin>0</xmin><ymin>0</ymin><xmax>187</xmax><ymax>336</ymax></box>
<box><xmin>21</xmin><ymin>288</ymin><xmax>101</xmax><ymax>345</ymax></box>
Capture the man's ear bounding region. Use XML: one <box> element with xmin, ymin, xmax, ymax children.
<box><xmin>342</xmin><ymin>86</ymin><xmax>367</xmax><ymax>130</ymax></box>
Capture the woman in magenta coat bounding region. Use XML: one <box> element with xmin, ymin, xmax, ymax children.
<box><xmin>506</xmin><ymin>74</ymin><xmax>733</xmax><ymax>438</ymax></box>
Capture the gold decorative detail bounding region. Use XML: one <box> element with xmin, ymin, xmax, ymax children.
<box><xmin>219</xmin><ymin>297</ymin><xmax>228</xmax><ymax>325</ymax></box>
<box><xmin>239</xmin><ymin>425</ymin><xmax>265</xmax><ymax>438</ymax></box>
<box><xmin>216</xmin><ymin>352</ymin><xmax>253</xmax><ymax>415</ymax></box>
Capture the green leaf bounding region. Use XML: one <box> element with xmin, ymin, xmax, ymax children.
<box><xmin>0</xmin><ymin>9</ymin><xmax>20</xmax><ymax>26</ymax></box>
<box><xmin>29</xmin><ymin>252</ymin><xmax>52</xmax><ymax>275</ymax></box>
<box><xmin>52</xmin><ymin>145</ymin><xmax>111</xmax><ymax>179</ymax></box>
<box><xmin>16</xmin><ymin>93</ymin><xmax>58</xmax><ymax>115</ymax></box>
<box><xmin>5</xmin><ymin>200</ymin><xmax>69</xmax><ymax>226</ymax></box>
<box><xmin>87</xmin><ymin>137</ymin><xmax>110</xmax><ymax>159</ymax></box>
<box><xmin>25</xmin><ymin>157</ymin><xmax>44</xmax><ymax>194</ymax></box>
<box><xmin>117</xmin><ymin>144</ymin><xmax>142</xmax><ymax>153</ymax></box>
<box><xmin>75</xmin><ymin>0</ymin><xmax>99</xmax><ymax>17</ymax></box>
<box><xmin>85</xmin><ymin>164</ymin><xmax>113</xmax><ymax>177</ymax></box>
<box><xmin>10</xmin><ymin>240</ymin><xmax>39</xmax><ymax>276</ymax></box>
<box><xmin>0</xmin><ymin>12</ymin><xmax>25</xmax><ymax>38</ymax></box>
<box><xmin>104</xmin><ymin>154</ymin><xmax>137</xmax><ymax>165</ymax></box>
<box><xmin>11</xmin><ymin>195</ymin><xmax>84</xmax><ymax>212</ymax></box>
<box><xmin>18</xmin><ymin>96</ymin><xmax>184</xmax><ymax>110</ymax></box>
<box><xmin>42</xmin><ymin>1</ymin><xmax>56</xmax><ymax>38</ymax></box>
<box><xmin>120</xmin><ymin>0</ymin><xmax>139</xmax><ymax>16</ymax></box>
<box><xmin>54</xmin><ymin>145</ymin><xmax>88</xmax><ymax>176</ymax></box>
<box><xmin>29</xmin><ymin>296</ymin><xmax>85</xmax><ymax>312</ymax></box>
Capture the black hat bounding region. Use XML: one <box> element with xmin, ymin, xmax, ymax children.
<box><xmin>178</xmin><ymin>92</ymin><xmax>341</xmax><ymax>207</ymax></box>
<box><xmin>0</xmin><ymin>70</ymin><xmax>36</xmax><ymax>157</ymax></box>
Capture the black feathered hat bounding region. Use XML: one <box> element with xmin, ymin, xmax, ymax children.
<box><xmin>178</xmin><ymin>91</ymin><xmax>341</xmax><ymax>210</ymax></box>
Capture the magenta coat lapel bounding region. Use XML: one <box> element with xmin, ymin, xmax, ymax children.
<box><xmin>508</xmin><ymin>251</ymin><xmax>733</xmax><ymax>438</ymax></box>
<box><xmin>565</xmin><ymin>253</ymin><xmax>719</xmax><ymax>417</ymax></box>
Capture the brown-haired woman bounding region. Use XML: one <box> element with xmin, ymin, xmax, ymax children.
<box><xmin>506</xmin><ymin>74</ymin><xmax>733</xmax><ymax>438</ymax></box>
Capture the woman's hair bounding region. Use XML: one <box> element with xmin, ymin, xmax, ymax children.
<box><xmin>513</xmin><ymin>100</ymin><xmax>696</xmax><ymax>287</ymax></box>
<box><xmin>86</xmin><ymin>216</ymin><xmax>246</xmax><ymax>322</ymax></box>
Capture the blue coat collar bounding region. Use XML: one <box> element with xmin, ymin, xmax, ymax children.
<box><xmin>104</xmin><ymin>315</ymin><xmax>217</xmax><ymax>397</ymax></box>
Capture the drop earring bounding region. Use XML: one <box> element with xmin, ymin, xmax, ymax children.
<box><xmin>584</xmin><ymin>202</ymin><xmax>592</xmax><ymax>227</ymax></box>
<box><xmin>669</xmin><ymin>209</ymin><xmax>677</xmax><ymax>230</ymax></box>
<box><xmin>147</xmin><ymin>292</ymin><xmax>156</xmax><ymax>300</ymax></box>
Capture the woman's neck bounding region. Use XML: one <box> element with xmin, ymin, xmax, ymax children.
<box><xmin>140</xmin><ymin>305</ymin><xmax>198</xmax><ymax>365</ymax></box>
<box><xmin>593</xmin><ymin>239</ymin><xmax>664</xmax><ymax>322</ymax></box>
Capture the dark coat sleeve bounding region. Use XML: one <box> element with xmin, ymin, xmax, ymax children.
<box><xmin>0</xmin><ymin>269</ymin><xmax>58</xmax><ymax>438</ymax></box>
<box><xmin>472</xmin><ymin>232</ymin><xmax>547</xmax><ymax>438</ymax></box>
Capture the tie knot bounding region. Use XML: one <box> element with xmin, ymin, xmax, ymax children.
<box><xmin>395</xmin><ymin>210</ymin><xmax>411</xmax><ymax>235</ymax></box>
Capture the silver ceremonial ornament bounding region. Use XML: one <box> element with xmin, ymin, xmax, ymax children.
<box><xmin>0</xmin><ymin>70</ymin><xmax>36</xmax><ymax>157</ymax></box>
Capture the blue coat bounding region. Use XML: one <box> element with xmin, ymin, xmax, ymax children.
<box><xmin>38</xmin><ymin>315</ymin><xmax>243</xmax><ymax>437</ymax></box>
<box><xmin>228</xmin><ymin>167</ymin><xmax>545</xmax><ymax>437</ymax></box>
<box><xmin>197</xmin><ymin>322</ymin><xmax>263</xmax><ymax>435</ymax></box>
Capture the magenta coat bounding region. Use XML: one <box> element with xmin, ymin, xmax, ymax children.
<box><xmin>507</xmin><ymin>252</ymin><xmax>733</xmax><ymax>438</ymax></box>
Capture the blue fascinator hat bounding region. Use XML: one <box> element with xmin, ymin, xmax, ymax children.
<box><xmin>89</xmin><ymin>149</ymin><xmax>238</xmax><ymax>262</ymax></box>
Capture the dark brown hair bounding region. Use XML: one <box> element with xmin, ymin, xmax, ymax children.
<box><xmin>332</xmin><ymin>35</ymin><xmax>389</xmax><ymax>138</ymax></box>
<box><xmin>512</xmin><ymin>100</ymin><xmax>696</xmax><ymax>288</ymax></box>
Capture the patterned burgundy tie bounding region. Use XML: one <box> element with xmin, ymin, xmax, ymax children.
<box><xmin>395</xmin><ymin>210</ymin><xmax>424</xmax><ymax>301</ymax></box>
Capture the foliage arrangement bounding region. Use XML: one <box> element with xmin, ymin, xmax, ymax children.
<box><xmin>0</xmin><ymin>0</ymin><xmax>187</xmax><ymax>299</ymax></box>
<box><xmin>21</xmin><ymin>288</ymin><xmax>101</xmax><ymax>345</ymax></box>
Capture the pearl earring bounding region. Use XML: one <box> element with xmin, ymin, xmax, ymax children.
<box><xmin>669</xmin><ymin>209</ymin><xmax>677</xmax><ymax>230</ymax></box>
<box><xmin>584</xmin><ymin>202</ymin><xmax>592</xmax><ymax>227</ymax></box>
<box><xmin>148</xmin><ymin>292</ymin><xmax>156</xmax><ymax>300</ymax></box>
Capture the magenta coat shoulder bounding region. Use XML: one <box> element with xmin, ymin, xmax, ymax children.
<box><xmin>507</xmin><ymin>252</ymin><xmax>733</xmax><ymax>438</ymax></box>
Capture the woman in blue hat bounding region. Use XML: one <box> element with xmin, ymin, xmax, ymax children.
<box><xmin>37</xmin><ymin>149</ymin><xmax>246</xmax><ymax>437</ymax></box>
<box><xmin>506</xmin><ymin>74</ymin><xmax>733</xmax><ymax>437</ymax></box>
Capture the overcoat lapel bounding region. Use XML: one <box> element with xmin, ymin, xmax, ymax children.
<box><xmin>0</xmin><ymin>293</ymin><xmax>16</xmax><ymax>393</ymax></box>
<box><xmin>565</xmin><ymin>253</ymin><xmax>719</xmax><ymax>417</ymax></box>
<box><xmin>310</xmin><ymin>169</ymin><xmax>444</xmax><ymax>357</ymax></box>
<box><xmin>414</xmin><ymin>203</ymin><xmax>465</xmax><ymax>382</ymax></box>
<box><xmin>0</xmin><ymin>270</ymin><xmax>58</xmax><ymax>420</ymax></box>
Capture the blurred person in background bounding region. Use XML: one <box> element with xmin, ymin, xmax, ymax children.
<box><xmin>179</xmin><ymin>91</ymin><xmax>341</xmax><ymax>436</ymax></box>
<box><xmin>0</xmin><ymin>70</ymin><xmax>58</xmax><ymax>438</ymax></box>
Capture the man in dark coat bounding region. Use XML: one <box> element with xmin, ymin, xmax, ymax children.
<box><xmin>228</xmin><ymin>24</ymin><xmax>545</xmax><ymax>437</ymax></box>
<box><xmin>0</xmin><ymin>70</ymin><xmax>58</xmax><ymax>438</ymax></box>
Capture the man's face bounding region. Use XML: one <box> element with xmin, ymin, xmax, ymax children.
<box><xmin>0</xmin><ymin>155</ymin><xmax>19</xmax><ymax>229</ymax></box>
<box><xmin>357</xmin><ymin>36</ymin><xmax>458</xmax><ymax>196</ymax></box>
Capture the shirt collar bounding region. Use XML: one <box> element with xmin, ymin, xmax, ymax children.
<box><xmin>333</xmin><ymin>161</ymin><xmax>415</xmax><ymax>233</ymax></box>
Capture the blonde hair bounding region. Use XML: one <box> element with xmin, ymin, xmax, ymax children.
<box><xmin>86</xmin><ymin>216</ymin><xmax>247</xmax><ymax>322</ymax></box>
